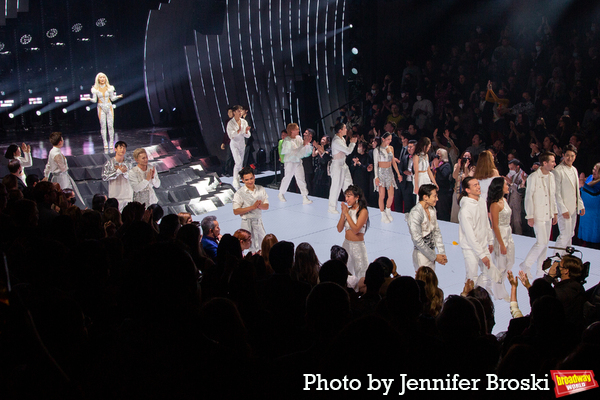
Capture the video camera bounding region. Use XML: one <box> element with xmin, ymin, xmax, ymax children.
<box><xmin>542</xmin><ymin>246</ymin><xmax>590</xmax><ymax>285</ymax></box>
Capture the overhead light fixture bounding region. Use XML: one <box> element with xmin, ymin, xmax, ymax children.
<box><xmin>351</xmin><ymin>68</ymin><xmax>358</xmax><ymax>75</ymax></box>
<box><xmin>46</xmin><ymin>29</ymin><xmax>58</xmax><ymax>38</ymax></box>
<box><xmin>72</xmin><ymin>23</ymin><xmax>82</xmax><ymax>33</ymax></box>
<box><xmin>351</xmin><ymin>47</ymin><xmax>358</xmax><ymax>55</ymax></box>
<box><xmin>96</xmin><ymin>18</ymin><xmax>107</xmax><ymax>27</ymax></box>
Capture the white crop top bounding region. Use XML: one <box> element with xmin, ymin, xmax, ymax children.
<box><xmin>344</xmin><ymin>208</ymin><xmax>366</xmax><ymax>234</ymax></box>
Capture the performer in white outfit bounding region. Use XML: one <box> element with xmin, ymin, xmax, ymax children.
<box><xmin>4</xmin><ymin>143</ymin><xmax>32</xmax><ymax>185</ymax></box>
<box><xmin>43</xmin><ymin>132</ymin><xmax>85</xmax><ymax>206</ymax></box>
<box><xmin>232</xmin><ymin>166</ymin><xmax>269</xmax><ymax>253</ymax></box>
<box><xmin>458</xmin><ymin>177</ymin><xmax>502</xmax><ymax>291</ymax></box>
<box><xmin>336</xmin><ymin>185</ymin><xmax>369</xmax><ymax>278</ymax></box>
<box><xmin>86</xmin><ymin>73</ymin><xmax>122</xmax><ymax>153</ymax></box>
<box><xmin>412</xmin><ymin>137</ymin><xmax>437</xmax><ymax>195</ymax></box>
<box><xmin>328</xmin><ymin>122</ymin><xmax>357</xmax><ymax>214</ymax></box>
<box><xmin>102</xmin><ymin>141</ymin><xmax>134</xmax><ymax>211</ymax></box>
<box><xmin>278</xmin><ymin>123</ymin><xmax>313</xmax><ymax>204</ymax></box>
<box><xmin>487</xmin><ymin>177</ymin><xmax>513</xmax><ymax>302</ymax></box>
<box><xmin>407</xmin><ymin>184</ymin><xmax>447</xmax><ymax>271</ymax></box>
<box><xmin>553</xmin><ymin>144</ymin><xmax>585</xmax><ymax>255</ymax></box>
<box><xmin>374</xmin><ymin>132</ymin><xmax>402</xmax><ymax>223</ymax></box>
<box><xmin>129</xmin><ymin>148</ymin><xmax>161</xmax><ymax>207</ymax></box>
<box><xmin>226</xmin><ymin>105</ymin><xmax>251</xmax><ymax>189</ymax></box>
<box><xmin>520</xmin><ymin>152</ymin><xmax>558</xmax><ymax>279</ymax></box>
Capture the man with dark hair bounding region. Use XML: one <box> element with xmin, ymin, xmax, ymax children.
<box><xmin>302</xmin><ymin>129</ymin><xmax>316</xmax><ymax>195</ymax></box>
<box><xmin>458</xmin><ymin>177</ymin><xmax>501</xmax><ymax>295</ymax></box>
<box><xmin>92</xmin><ymin>194</ymin><xmax>107</xmax><ymax>212</ymax></box>
<box><xmin>399</xmin><ymin>140</ymin><xmax>417</xmax><ymax>212</ymax></box>
<box><xmin>102</xmin><ymin>141</ymin><xmax>133</xmax><ymax>211</ymax></box>
<box><xmin>553</xmin><ymin>145</ymin><xmax>585</xmax><ymax>255</ymax></box>
<box><xmin>7</xmin><ymin>159</ymin><xmax>26</xmax><ymax>191</ymax></box>
<box><xmin>200</xmin><ymin>215</ymin><xmax>221</xmax><ymax>262</ymax></box>
<box><xmin>232</xmin><ymin>166</ymin><xmax>268</xmax><ymax>253</ymax></box>
<box><xmin>520</xmin><ymin>152</ymin><xmax>558</xmax><ymax>279</ymax></box>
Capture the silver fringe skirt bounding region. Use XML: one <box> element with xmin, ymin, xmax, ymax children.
<box><xmin>374</xmin><ymin>166</ymin><xmax>398</xmax><ymax>192</ymax></box>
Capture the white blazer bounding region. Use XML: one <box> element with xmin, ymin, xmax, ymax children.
<box><xmin>524</xmin><ymin>169</ymin><xmax>557</xmax><ymax>221</ymax></box>
<box><xmin>553</xmin><ymin>163</ymin><xmax>585</xmax><ymax>215</ymax></box>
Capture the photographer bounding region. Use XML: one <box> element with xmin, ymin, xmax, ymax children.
<box><xmin>544</xmin><ymin>255</ymin><xmax>586</xmax><ymax>330</ymax></box>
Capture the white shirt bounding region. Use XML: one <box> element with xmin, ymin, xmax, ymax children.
<box><xmin>129</xmin><ymin>165</ymin><xmax>161</xmax><ymax>206</ymax></box>
<box><xmin>280</xmin><ymin>136</ymin><xmax>312</xmax><ymax>163</ymax></box>
<box><xmin>226</xmin><ymin>118</ymin><xmax>250</xmax><ymax>149</ymax></box>
<box><xmin>232</xmin><ymin>184</ymin><xmax>269</xmax><ymax>220</ymax></box>
<box><xmin>459</xmin><ymin>196</ymin><xmax>494</xmax><ymax>259</ymax></box>
<box><xmin>102</xmin><ymin>157</ymin><xmax>134</xmax><ymax>210</ymax></box>
<box><xmin>331</xmin><ymin>135</ymin><xmax>355</xmax><ymax>160</ymax></box>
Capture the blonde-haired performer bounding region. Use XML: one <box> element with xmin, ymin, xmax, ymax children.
<box><xmin>87</xmin><ymin>73</ymin><xmax>123</xmax><ymax>153</ymax></box>
<box><xmin>129</xmin><ymin>148</ymin><xmax>161</xmax><ymax>207</ymax></box>
<box><xmin>226</xmin><ymin>105</ymin><xmax>251</xmax><ymax>190</ymax></box>
<box><xmin>278</xmin><ymin>123</ymin><xmax>313</xmax><ymax>204</ymax></box>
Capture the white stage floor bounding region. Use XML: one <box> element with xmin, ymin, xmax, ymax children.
<box><xmin>198</xmin><ymin>179</ymin><xmax>600</xmax><ymax>335</ymax></box>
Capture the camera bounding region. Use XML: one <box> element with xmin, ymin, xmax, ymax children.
<box><xmin>542</xmin><ymin>246</ymin><xmax>590</xmax><ymax>284</ymax></box>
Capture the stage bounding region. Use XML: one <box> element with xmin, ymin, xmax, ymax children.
<box><xmin>210</xmin><ymin>178</ymin><xmax>600</xmax><ymax>336</ymax></box>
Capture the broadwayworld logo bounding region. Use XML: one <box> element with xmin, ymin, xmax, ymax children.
<box><xmin>551</xmin><ymin>370</ymin><xmax>599</xmax><ymax>398</ymax></box>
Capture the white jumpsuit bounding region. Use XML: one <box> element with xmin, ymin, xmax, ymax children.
<box><xmin>226</xmin><ymin>118</ymin><xmax>251</xmax><ymax>189</ymax></box>
<box><xmin>91</xmin><ymin>85</ymin><xmax>119</xmax><ymax>149</ymax></box>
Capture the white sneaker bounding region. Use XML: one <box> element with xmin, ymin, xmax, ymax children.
<box><xmin>302</xmin><ymin>195</ymin><xmax>313</xmax><ymax>205</ymax></box>
<box><xmin>381</xmin><ymin>212</ymin><xmax>390</xmax><ymax>223</ymax></box>
<box><xmin>278</xmin><ymin>193</ymin><xmax>287</xmax><ymax>202</ymax></box>
<box><xmin>385</xmin><ymin>207</ymin><xmax>393</xmax><ymax>222</ymax></box>
<box><xmin>328</xmin><ymin>207</ymin><xmax>339</xmax><ymax>214</ymax></box>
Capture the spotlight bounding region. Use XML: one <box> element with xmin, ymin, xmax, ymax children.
<box><xmin>172</xmin><ymin>107</ymin><xmax>176</xmax><ymax>112</ymax></box>
<box><xmin>28</xmin><ymin>89</ymin><xmax>33</xmax><ymax>94</ymax></box>
<box><xmin>351</xmin><ymin>68</ymin><xmax>358</xmax><ymax>75</ymax></box>
<box><xmin>36</xmin><ymin>110</ymin><xmax>42</xmax><ymax>116</ymax></box>
<box><xmin>349</xmin><ymin>24</ymin><xmax>353</xmax><ymax>29</ymax></box>
<box><xmin>96</xmin><ymin>18</ymin><xmax>107</xmax><ymax>27</ymax></box>
<box><xmin>20</xmin><ymin>35</ymin><xmax>32</xmax><ymax>45</ymax></box>
<box><xmin>46</xmin><ymin>29</ymin><xmax>58</xmax><ymax>38</ymax></box>
<box><xmin>86</xmin><ymin>106</ymin><xmax>91</xmax><ymax>111</ymax></box>
<box><xmin>62</xmin><ymin>108</ymin><xmax>68</xmax><ymax>114</ymax></box>
<box><xmin>72</xmin><ymin>23</ymin><xmax>82</xmax><ymax>33</ymax></box>
<box><xmin>9</xmin><ymin>113</ymin><xmax>14</xmax><ymax>119</ymax></box>
<box><xmin>55</xmin><ymin>87</ymin><xmax>59</xmax><ymax>92</ymax></box>
<box><xmin>159</xmin><ymin>109</ymin><xmax>164</xmax><ymax>113</ymax></box>
<box><xmin>351</xmin><ymin>47</ymin><xmax>358</xmax><ymax>55</ymax></box>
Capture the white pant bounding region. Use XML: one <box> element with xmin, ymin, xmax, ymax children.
<box><xmin>462</xmin><ymin>249</ymin><xmax>502</xmax><ymax>294</ymax></box>
<box><xmin>520</xmin><ymin>220</ymin><xmax>551</xmax><ymax>277</ymax></box>
<box><xmin>98</xmin><ymin>106</ymin><xmax>115</xmax><ymax>148</ymax></box>
<box><xmin>328</xmin><ymin>159</ymin><xmax>353</xmax><ymax>209</ymax></box>
<box><xmin>231</xmin><ymin>144</ymin><xmax>245</xmax><ymax>189</ymax></box>
<box><xmin>279</xmin><ymin>162</ymin><xmax>308</xmax><ymax>196</ymax></box>
<box><xmin>413</xmin><ymin>249</ymin><xmax>435</xmax><ymax>271</ymax></box>
<box><xmin>241</xmin><ymin>218</ymin><xmax>265</xmax><ymax>253</ymax></box>
<box><xmin>555</xmin><ymin>211</ymin><xmax>577</xmax><ymax>255</ymax></box>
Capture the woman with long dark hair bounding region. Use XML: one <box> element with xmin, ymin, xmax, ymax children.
<box><xmin>487</xmin><ymin>177</ymin><xmax>512</xmax><ymax>301</ymax></box>
<box><xmin>291</xmin><ymin>242</ymin><xmax>321</xmax><ymax>287</ymax></box>
<box><xmin>337</xmin><ymin>185</ymin><xmax>369</xmax><ymax>278</ymax></box>
<box><xmin>412</xmin><ymin>137</ymin><xmax>437</xmax><ymax>195</ymax></box>
<box><xmin>328</xmin><ymin>123</ymin><xmax>357</xmax><ymax>213</ymax></box>
<box><xmin>373</xmin><ymin>132</ymin><xmax>401</xmax><ymax>223</ymax></box>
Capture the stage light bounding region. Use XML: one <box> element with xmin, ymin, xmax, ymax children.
<box><xmin>28</xmin><ymin>89</ymin><xmax>33</xmax><ymax>94</ymax></box>
<box><xmin>86</xmin><ymin>106</ymin><xmax>91</xmax><ymax>111</ymax></box>
<box><xmin>20</xmin><ymin>35</ymin><xmax>32</xmax><ymax>45</ymax></box>
<box><xmin>172</xmin><ymin>107</ymin><xmax>176</xmax><ymax>112</ymax></box>
<box><xmin>55</xmin><ymin>87</ymin><xmax>59</xmax><ymax>92</ymax></box>
<box><xmin>72</xmin><ymin>23</ymin><xmax>82</xmax><ymax>33</ymax></box>
<box><xmin>0</xmin><ymin>91</ymin><xmax>5</xmax><ymax>95</ymax></box>
<box><xmin>0</xmin><ymin>100</ymin><xmax>14</xmax><ymax>108</ymax></box>
<box><xmin>9</xmin><ymin>113</ymin><xmax>14</xmax><ymax>119</ymax></box>
<box><xmin>160</xmin><ymin>109</ymin><xmax>164</xmax><ymax>113</ymax></box>
<box><xmin>54</xmin><ymin>96</ymin><xmax>68</xmax><ymax>103</ymax></box>
<box><xmin>28</xmin><ymin>97</ymin><xmax>43</xmax><ymax>105</ymax></box>
<box><xmin>349</xmin><ymin>24</ymin><xmax>353</xmax><ymax>29</ymax></box>
<box><xmin>62</xmin><ymin>108</ymin><xmax>68</xmax><ymax>114</ymax></box>
<box><xmin>351</xmin><ymin>47</ymin><xmax>358</xmax><ymax>55</ymax></box>
<box><xmin>0</xmin><ymin>43</ymin><xmax>4</xmax><ymax>51</ymax></box>
<box><xmin>113</xmin><ymin>105</ymin><xmax>117</xmax><ymax>109</ymax></box>
<box><xmin>80</xmin><ymin>85</ymin><xmax>84</xmax><ymax>90</ymax></box>
<box><xmin>96</xmin><ymin>18</ymin><xmax>107</xmax><ymax>27</ymax></box>
<box><xmin>80</xmin><ymin>94</ymin><xmax>91</xmax><ymax>101</ymax></box>
<box><xmin>36</xmin><ymin>110</ymin><xmax>42</xmax><ymax>116</ymax></box>
<box><xmin>46</xmin><ymin>29</ymin><xmax>58</xmax><ymax>38</ymax></box>
<box><xmin>351</xmin><ymin>68</ymin><xmax>358</xmax><ymax>75</ymax></box>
